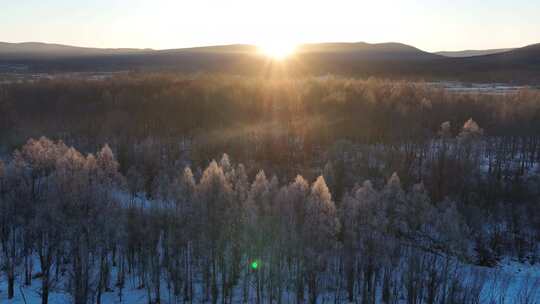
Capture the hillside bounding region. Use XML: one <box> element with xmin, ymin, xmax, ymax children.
<box><xmin>1</xmin><ymin>41</ymin><xmax>540</xmax><ymax>83</ymax></box>
<box><xmin>297</xmin><ymin>42</ymin><xmax>441</xmax><ymax>60</ymax></box>
<box><xmin>0</xmin><ymin>42</ymin><xmax>150</xmax><ymax>59</ymax></box>
<box><xmin>436</xmin><ymin>48</ymin><xmax>514</xmax><ymax>57</ymax></box>
<box><xmin>432</xmin><ymin>43</ymin><xmax>540</xmax><ymax>83</ymax></box>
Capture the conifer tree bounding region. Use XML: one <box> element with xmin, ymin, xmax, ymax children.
<box><xmin>303</xmin><ymin>176</ymin><xmax>339</xmax><ymax>304</ymax></box>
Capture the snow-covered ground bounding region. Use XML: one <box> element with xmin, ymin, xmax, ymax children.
<box><xmin>0</xmin><ymin>268</ymin><xmax>152</xmax><ymax>304</ymax></box>
<box><xmin>1</xmin><ymin>258</ymin><xmax>539</xmax><ymax>303</ymax></box>
<box><xmin>425</xmin><ymin>81</ymin><xmax>540</xmax><ymax>95</ymax></box>
<box><xmin>476</xmin><ymin>259</ymin><xmax>540</xmax><ymax>304</ymax></box>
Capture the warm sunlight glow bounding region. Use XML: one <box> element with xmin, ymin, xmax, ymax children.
<box><xmin>258</xmin><ymin>42</ymin><xmax>297</xmax><ymax>60</ymax></box>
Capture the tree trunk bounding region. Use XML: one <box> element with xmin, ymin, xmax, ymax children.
<box><xmin>42</xmin><ymin>275</ymin><xmax>50</xmax><ymax>304</ymax></box>
<box><xmin>8</xmin><ymin>273</ymin><xmax>15</xmax><ymax>299</ymax></box>
<box><xmin>307</xmin><ymin>272</ymin><xmax>318</xmax><ymax>304</ymax></box>
<box><xmin>25</xmin><ymin>253</ymin><xmax>33</xmax><ymax>286</ymax></box>
<box><xmin>296</xmin><ymin>269</ymin><xmax>304</xmax><ymax>304</ymax></box>
<box><xmin>345</xmin><ymin>254</ymin><xmax>355</xmax><ymax>303</ymax></box>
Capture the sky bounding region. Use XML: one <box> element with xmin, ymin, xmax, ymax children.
<box><xmin>1</xmin><ymin>0</ymin><xmax>539</xmax><ymax>52</ymax></box>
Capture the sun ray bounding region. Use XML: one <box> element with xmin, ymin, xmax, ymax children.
<box><xmin>257</xmin><ymin>42</ymin><xmax>297</xmax><ymax>60</ymax></box>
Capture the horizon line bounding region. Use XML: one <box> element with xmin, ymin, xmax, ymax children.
<box><xmin>1</xmin><ymin>40</ymin><xmax>538</xmax><ymax>54</ymax></box>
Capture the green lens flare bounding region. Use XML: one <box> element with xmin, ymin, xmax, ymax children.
<box><xmin>251</xmin><ymin>261</ymin><xmax>259</xmax><ymax>270</ymax></box>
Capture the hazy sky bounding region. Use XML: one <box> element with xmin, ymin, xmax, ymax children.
<box><xmin>1</xmin><ymin>0</ymin><xmax>539</xmax><ymax>52</ymax></box>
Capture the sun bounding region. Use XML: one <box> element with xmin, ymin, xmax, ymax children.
<box><xmin>257</xmin><ymin>42</ymin><xmax>297</xmax><ymax>60</ymax></box>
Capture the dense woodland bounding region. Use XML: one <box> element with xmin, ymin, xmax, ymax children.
<box><xmin>0</xmin><ymin>74</ymin><xmax>540</xmax><ymax>303</ymax></box>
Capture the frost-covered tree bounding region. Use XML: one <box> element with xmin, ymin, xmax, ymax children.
<box><xmin>47</xmin><ymin>148</ymin><xmax>87</xmax><ymax>303</ymax></box>
<box><xmin>341</xmin><ymin>192</ymin><xmax>359</xmax><ymax>302</ymax></box>
<box><xmin>47</xmin><ymin>143</ymin><xmax>124</xmax><ymax>304</ymax></box>
<box><xmin>1</xmin><ymin>138</ymin><xmax>69</xmax><ymax>302</ymax></box>
<box><xmin>382</xmin><ymin>172</ymin><xmax>407</xmax><ymax>236</ymax></box>
<box><xmin>245</xmin><ymin>170</ymin><xmax>274</xmax><ymax>303</ymax></box>
<box><xmin>405</xmin><ymin>183</ymin><xmax>432</xmax><ymax>237</ymax></box>
<box><xmin>459</xmin><ymin>118</ymin><xmax>484</xmax><ymax>140</ymax></box>
<box><xmin>173</xmin><ymin>167</ymin><xmax>196</xmax><ymax>212</ymax></box>
<box><xmin>287</xmin><ymin>175</ymin><xmax>310</xmax><ymax>237</ymax></box>
<box><xmin>439</xmin><ymin>121</ymin><xmax>452</xmax><ymax>138</ymax></box>
<box><xmin>322</xmin><ymin>161</ymin><xmax>337</xmax><ymax>198</ymax></box>
<box><xmin>0</xmin><ymin>162</ymin><xmax>20</xmax><ymax>300</ymax></box>
<box><xmin>303</xmin><ymin>176</ymin><xmax>339</xmax><ymax>304</ymax></box>
<box><xmin>197</xmin><ymin>160</ymin><xmax>233</xmax><ymax>303</ymax></box>
<box><xmin>162</xmin><ymin>166</ymin><xmax>198</xmax><ymax>301</ymax></box>
<box><xmin>355</xmin><ymin>180</ymin><xmax>386</xmax><ymax>304</ymax></box>
<box><xmin>219</xmin><ymin>153</ymin><xmax>233</xmax><ymax>177</ymax></box>
<box><xmin>341</xmin><ymin>180</ymin><xmax>380</xmax><ymax>302</ymax></box>
<box><xmin>247</xmin><ymin>170</ymin><xmax>270</xmax><ymax>219</ymax></box>
<box><xmin>96</xmin><ymin>144</ymin><xmax>123</xmax><ymax>194</ymax></box>
<box><xmin>432</xmin><ymin>199</ymin><xmax>471</xmax><ymax>257</ymax></box>
<box><xmin>233</xmin><ymin>164</ymin><xmax>249</xmax><ymax>205</ymax></box>
<box><xmin>198</xmin><ymin>160</ymin><xmax>233</xmax><ymax>246</ymax></box>
<box><xmin>274</xmin><ymin>175</ymin><xmax>310</xmax><ymax>303</ymax></box>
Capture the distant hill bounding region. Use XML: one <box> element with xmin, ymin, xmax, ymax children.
<box><xmin>158</xmin><ymin>44</ymin><xmax>257</xmax><ymax>54</ymax></box>
<box><xmin>491</xmin><ymin>43</ymin><xmax>540</xmax><ymax>62</ymax></box>
<box><xmin>0</xmin><ymin>41</ymin><xmax>439</xmax><ymax>61</ymax></box>
<box><xmin>0</xmin><ymin>42</ymin><xmax>151</xmax><ymax>59</ymax></box>
<box><xmin>0</xmin><ymin>41</ymin><xmax>441</xmax><ymax>74</ymax></box>
<box><xmin>1</xmin><ymin>41</ymin><xmax>539</xmax><ymax>83</ymax></box>
<box><xmin>425</xmin><ymin>43</ymin><xmax>540</xmax><ymax>83</ymax></box>
<box><xmin>436</xmin><ymin>48</ymin><xmax>514</xmax><ymax>57</ymax></box>
<box><xmin>297</xmin><ymin>42</ymin><xmax>441</xmax><ymax>60</ymax></box>
<box><xmin>442</xmin><ymin>44</ymin><xmax>540</xmax><ymax>69</ymax></box>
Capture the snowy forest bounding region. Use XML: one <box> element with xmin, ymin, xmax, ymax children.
<box><xmin>0</xmin><ymin>75</ymin><xmax>540</xmax><ymax>304</ymax></box>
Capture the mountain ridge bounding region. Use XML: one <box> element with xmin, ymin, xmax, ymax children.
<box><xmin>436</xmin><ymin>48</ymin><xmax>514</xmax><ymax>57</ymax></box>
<box><xmin>1</xmin><ymin>41</ymin><xmax>539</xmax><ymax>83</ymax></box>
<box><xmin>0</xmin><ymin>41</ymin><xmax>152</xmax><ymax>58</ymax></box>
<box><xmin>0</xmin><ymin>41</ymin><xmax>435</xmax><ymax>56</ymax></box>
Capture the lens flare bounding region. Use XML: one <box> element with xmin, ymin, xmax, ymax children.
<box><xmin>251</xmin><ymin>260</ymin><xmax>259</xmax><ymax>270</ymax></box>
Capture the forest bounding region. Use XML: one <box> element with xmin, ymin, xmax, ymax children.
<box><xmin>0</xmin><ymin>74</ymin><xmax>539</xmax><ymax>303</ymax></box>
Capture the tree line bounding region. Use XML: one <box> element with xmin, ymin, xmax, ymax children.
<box><xmin>1</xmin><ymin>74</ymin><xmax>539</xmax><ymax>150</ymax></box>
